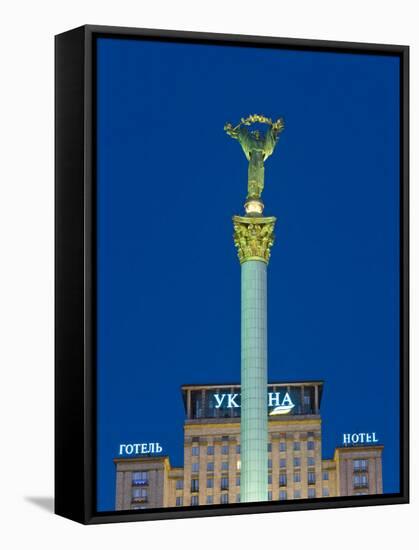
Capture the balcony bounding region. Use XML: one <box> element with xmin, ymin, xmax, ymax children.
<box><xmin>353</xmin><ymin>483</ymin><xmax>368</xmax><ymax>490</ymax></box>
<box><xmin>132</xmin><ymin>480</ymin><xmax>148</xmax><ymax>486</ymax></box>
<box><xmin>307</xmin><ymin>475</ymin><xmax>316</xmax><ymax>485</ymax></box>
<box><xmin>353</xmin><ymin>467</ymin><xmax>368</xmax><ymax>473</ymax></box>
<box><xmin>131</xmin><ymin>497</ymin><xmax>148</xmax><ymax>504</ymax></box>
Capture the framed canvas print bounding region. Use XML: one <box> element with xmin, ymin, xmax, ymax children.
<box><xmin>55</xmin><ymin>25</ymin><xmax>409</xmax><ymax>524</ymax></box>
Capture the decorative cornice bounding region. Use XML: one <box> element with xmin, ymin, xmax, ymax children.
<box><xmin>233</xmin><ymin>215</ymin><xmax>276</xmax><ymax>264</ymax></box>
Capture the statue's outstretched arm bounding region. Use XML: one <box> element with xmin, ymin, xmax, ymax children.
<box><xmin>264</xmin><ymin>118</ymin><xmax>285</xmax><ymax>159</ymax></box>
<box><xmin>225</xmin><ymin>122</ymin><xmax>251</xmax><ymax>160</ymax></box>
<box><xmin>263</xmin><ymin>127</ymin><xmax>276</xmax><ymax>159</ymax></box>
<box><xmin>271</xmin><ymin>117</ymin><xmax>285</xmax><ymax>135</ymax></box>
<box><xmin>236</xmin><ymin>126</ymin><xmax>251</xmax><ymax>160</ymax></box>
<box><xmin>224</xmin><ymin>122</ymin><xmax>240</xmax><ymax>139</ymax></box>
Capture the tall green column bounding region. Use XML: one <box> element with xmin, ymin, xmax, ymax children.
<box><xmin>233</xmin><ymin>214</ymin><xmax>276</xmax><ymax>502</ymax></box>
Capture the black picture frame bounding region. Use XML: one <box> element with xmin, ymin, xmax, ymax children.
<box><xmin>55</xmin><ymin>24</ymin><xmax>409</xmax><ymax>525</ymax></box>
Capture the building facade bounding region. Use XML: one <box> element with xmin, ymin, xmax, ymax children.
<box><xmin>114</xmin><ymin>381</ymin><xmax>383</xmax><ymax>510</ymax></box>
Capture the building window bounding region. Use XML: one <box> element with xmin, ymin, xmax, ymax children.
<box><xmin>191</xmin><ymin>463</ymin><xmax>199</xmax><ymax>473</ymax></box>
<box><xmin>221</xmin><ymin>445</ymin><xmax>229</xmax><ymax>455</ymax></box>
<box><xmin>221</xmin><ymin>476</ymin><xmax>229</xmax><ymax>490</ymax></box>
<box><xmin>175</xmin><ymin>496</ymin><xmax>183</xmax><ymax>506</ymax></box>
<box><xmin>207</xmin><ymin>462</ymin><xmax>214</xmax><ymax>472</ymax></box>
<box><xmin>175</xmin><ymin>479</ymin><xmax>183</xmax><ymax>490</ymax></box>
<box><xmin>293</xmin><ymin>472</ymin><xmax>301</xmax><ymax>483</ymax></box>
<box><xmin>132</xmin><ymin>487</ymin><xmax>147</xmax><ymax>503</ymax></box>
<box><xmin>322</xmin><ymin>471</ymin><xmax>329</xmax><ymax>481</ymax></box>
<box><xmin>221</xmin><ymin>461</ymin><xmax>229</xmax><ymax>471</ymax></box>
<box><xmin>222</xmin><ymin>435</ymin><xmax>229</xmax><ymax>440</ymax></box>
<box><xmin>293</xmin><ymin>441</ymin><xmax>301</xmax><ymax>451</ymax></box>
<box><xmin>294</xmin><ymin>490</ymin><xmax>301</xmax><ymax>499</ymax></box>
<box><xmin>268</xmin><ymin>474</ymin><xmax>272</xmax><ymax>485</ymax></box>
<box><xmin>192</xmin><ymin>436</ymin><xmax>199</xmax><ymax>442</ymax></box>
<box><xmin>307</xmin><ymin>440</ymin><xmax>315</xmax><ymax>450</ymax></box>
<box><xmin>191</xmin><ymin>495</ymin><xmax>199</xmax><ymax>506</ymax></box>
<box><xmin>236</xmin><ymin>444</ymin><xmax>241</xmax><ymax>454</ymax></box>
<box><xmin>268</xmin><ymin>459</ymin><xmax>272</xmax><ymax>469</ymax></box>
<box><xmin>191</xmin><ymin>446</ymin><xmax>199</xmax><ymax>456</ymax></box>
<box><xmin>279</xmin><ymin>490</ymin><xmax>287</xmax><ymax>501</ymax></box>
<box><xmin>280</xmin><ymin>458</ymin><xmax>287</xmax><ymax>468</ymax></box>
<box><xmin>279</xmin><ymin>474</ymin><xmax>287</xmax><ymax>486</ymax></box>
<box><xmin>221</xmin><ymin>494</ymin><xmax>229</xmax><ymax>504</ymax></box>
<box><xmin>267</xmin><ymin>443</ymin><xmax>272</xmax><ymax>452</ymax></box>
<box><xmin>207</xmin><ymin>445</ymin><xmax>214</xmax><ymax>455</ymax></box>
<box><xmin>207</xmin><ymin>477</ymin><xmax>214</xmax><ymax>488</ymax></box>
<box><xmin>308</xmin><ymin>472</ymin><xmax>316</xmax><ymax>485</ymax></box>
<box><xmin>236</xmin><ymin>476</ymin><xmax>240</xmax><ymax>486</ymax></box>
<box><xmin>353</xmin><ymin>474</ymin><xmax>368</xmax><ymax>489</ymax></box>
<box><xmin>132</xmin><ymin>471</ymin><xmax>148</xmax><ymax>486</ymax></box>
<box><xmin>191</xmin><ymin>478</ymin><xmax>199</xmax><ymax>492</ymax></box>
<box><xmin>308</xmin><ymin>488</ymin><xmax>316</xmax><ymax>498</ymax></box>
<box><xmin>354</xmin><ymin>459</ymin><xmax>368</xmax><ymax>472</ymax></box>
<box><xmin>322</xmin><ymin>488</ymin><xmax>329</xmax><ymax>497</ymax></box>
<box><xmin>279</xmin><ymin>442</ymin><xmax>286</xmax><ymax>452</ymax></box>
<box><xmin>268</xmin><ymin>491</ymin><xmax>272</xmax><ymax>501</ymax></box>
<box><xmin>308</xmin><ymin>457</ymin><xmax>315</xmax><ymax>466</ymax></box>
<box><xmin>293</xmin><ymin>457</ymin><xmax>301</xmax><ymax>468</ymax></box>
<box><xmin>207</xmin><ymin>495</ymin><xmax>213</xmax><ymax>505</ymax></box>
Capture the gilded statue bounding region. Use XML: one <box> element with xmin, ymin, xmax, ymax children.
<box><xmin>224</xmin><ymin>114</ymin><xmax>284</xmax><ymax>199</ymax></box>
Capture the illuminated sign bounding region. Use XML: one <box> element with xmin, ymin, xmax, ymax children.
<box><xmin>118</xmin><ymin>442</ymin><xmax>163</xmax><ymax>456</ymax></box>
<box><xmin>187</xmin><ymin>386</ymin><xmax>318</xmax><ymax>419</ymax></box>
<box><xmin>268</xmin><ymin>392</ymin><xmax>295</xmax><ymax>415</ymax></box>
<box><xmin>214</xmin><ymin>393</ymin><xmax>239</xmax><ymax>408</ymax></box>
<box><xmin>342</xmin><ymin>432</ymin><xmax>378</xmax><ymax>445</ymax></box>
<box><xmin>213</xmin><ymin>391</ymin><xmax>295</xmax><ymax>415</ymax></box>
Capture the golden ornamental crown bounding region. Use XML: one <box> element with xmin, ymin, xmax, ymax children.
<box><xmin>239</xmin><ymin>114</ymin><xmax>284</xmax><ymax>131</ymax></box>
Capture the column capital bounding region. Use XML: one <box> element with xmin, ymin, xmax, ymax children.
<box><xmin>233</xmin><ymin>215</ymin><xmax>276</xmax><ymax>264</ymax></box>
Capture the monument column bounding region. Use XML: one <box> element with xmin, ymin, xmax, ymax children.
<box><xmin>225</xmin><ymin>114</ymin><xmax>284</xmax><ymax>502</ymax></box>
<box><xmin>234</xmin><ymin>215</ymin><xmax>275</xmax><ymax>502</ymax></box>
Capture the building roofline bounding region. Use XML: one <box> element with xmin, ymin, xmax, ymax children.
<box><xmin>184</xmin><ymin>414</ymin><xmax>322</xmax><ymax>427</ymax></box>
<box><xmin>180</xmin><ymin>380</ymin><xmax>325</xmax><ymax>389</ymax></box>
<box><xmin>334</xmin><ymin>445</ymin><xmax>384</xmax><ymax>451</ymax></box>
<box><xmin>113</xmin><ymin>455</ymin><xmax>171</xmax><ymax>464</ymax></box>
<box><xmin>332</xmin><ymin>445</ymin><xmax>384</xmax><ymax>461</ymax></box>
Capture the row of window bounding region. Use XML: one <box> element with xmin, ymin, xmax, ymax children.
<box><xmin>176</xmin><ymin>487</ymin><xmax>328</xmax><ymax>506</ymax></box>
<box><xmin>190</xmin><ymin>456</ymin><xmax>318</xmax><ymax>472</ymax></box>
<box><xmin>191</xmin><ymin>441</ymin><xmax>316</xmax><ymax>456</ymax></box>
<box><xmin>177</xmin><ymin>495</ymin><xmax>231</xmax><ymax>506</ymax></box>
<box><xmin>135</xmin><ymin>467</ymin><xmax>330</xmax><ymax>493</ymax></box>
<box><xmin>278</xmin><ymin>471</ymin><xmax>329</xmax><ymax>484</ymax></box>
<box><xmin>188</xmin><ymin>471</ymin><xmax>320</xmax><ymax>492</ymax></box>
<box><xmin>192</xmin><ymin>433</ymin><xmax>316</xmax><ymax>442</ymax></box>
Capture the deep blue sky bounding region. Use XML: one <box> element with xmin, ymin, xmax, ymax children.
<box><xmin>96</xmin><ymin>37</ymin><xmax>400</xmax><ymax>512</ymax></box>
